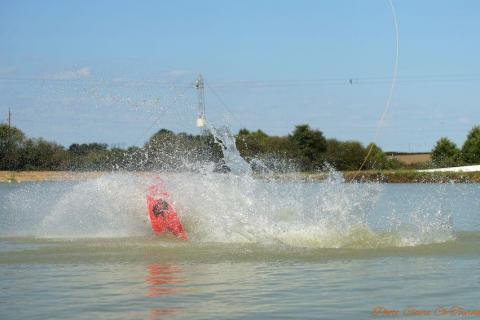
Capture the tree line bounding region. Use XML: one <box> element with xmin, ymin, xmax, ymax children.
<box><xmin>431</xmin><ymin>126</ymin><xmax>480</xmax><ymax>167</ymax></box>
<box><xmin>236</xmin><ymin>125</ymin><xmax>398</xmax><ymax>171</ymax></box>
<box><xmin>1</xmin><ymin>123</ymin><xmax>479</xmax><ymax>172</ymax></box>
<box><xmin>0</xmin><ymin>125</ymin><xmax>220</xmax><ymax>171</ymax></box>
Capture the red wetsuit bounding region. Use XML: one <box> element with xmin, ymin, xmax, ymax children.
<box><xmin>146</xmin><ymin>183</ymin><xmax>187</xmax><ymax>240</ymax></box>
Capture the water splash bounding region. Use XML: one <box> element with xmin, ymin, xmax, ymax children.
<box><xmin>0</xmin><ymin>125</ymin><xmax>455</xmax><ymax>248</ymax></box>
<box><xmin>208</xmin><ymin>125</ymin><xmax>252</xmax><ymax>175</ymax></box>
<box><xmin>39</xmin><ymin>174</ymin><xmax>150</xmax><ymax>237</ymax></box>
<box><xmin>1</xmin><ymin>170</ymin><xmax>455</xmax><ymax>248</ymax></box>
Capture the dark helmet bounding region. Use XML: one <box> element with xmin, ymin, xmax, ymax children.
<box><xmin>152</xmin><ymin>199</ymin><xmax>169</xmax><ymax>218</ymax></box>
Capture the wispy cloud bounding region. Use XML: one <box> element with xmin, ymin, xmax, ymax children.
<box><xmin>164</xmin><ymin>69</ymin><xmax>194</xmax><ymax>79</ymax></box>
<box><xmin>457</xmin><ymin>116</ymin><xmax>471</xmax><ymax>125</ymax></box>
<box><xmin>0</xmin><ymin>66</ymin><xmax>16</xmax><ymax>76</ymax></box>
<box><xmin>44</xmin><ymin>67</ymin><xmax>91</xmax><ymax>80</ymax></box>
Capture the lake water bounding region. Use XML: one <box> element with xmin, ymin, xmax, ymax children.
<box><xmin>1</xmin><ymin>173</ymin><xmax>479</xmax><ymax>319</ymax></box>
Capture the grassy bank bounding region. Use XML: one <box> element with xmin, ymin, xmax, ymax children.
<box><xmin>0</xmin><ymin>171</ymin><xmax>105</xmax><ymax>183</ymax></box>
<box><xmin>1</xmin><ymin>170</ymin><xmax>480</xmax><ymax>183</ymax></box>
<box><xmin>262</xmin><ymin>170</ymin><xmax>480</xmax><ymax>183</ymax></box>
<box><xmin>344</xmin><ymin>170</ymin><xmax>480</xmax><ymax>183</ymax></box>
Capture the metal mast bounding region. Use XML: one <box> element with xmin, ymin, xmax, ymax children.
<box><xmin>195</xmin><ymin>74</ymin><xmax>206</xmax><ymax>129</ymax></box>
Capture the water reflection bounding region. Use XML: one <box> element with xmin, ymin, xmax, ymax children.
<box><xmin>145</xmin><ymin>263</ymin><xmax>184</xmax><ymax>297</ymax></box>
<box><xmin>145</xmin><ymin>263</ymin><xmax>184</xmax><ymax>319</ymax></box>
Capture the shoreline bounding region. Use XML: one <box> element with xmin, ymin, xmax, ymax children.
<box><xmin>1</xmin><ymin>170</ymin><xmax>480</xmax><ymax>183</ymax></box>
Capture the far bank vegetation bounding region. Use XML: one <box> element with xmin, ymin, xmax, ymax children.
<box><xmin>1</xmin><ymin>123</ymin><xmax>479</xmax><ymax>173</ymax></box>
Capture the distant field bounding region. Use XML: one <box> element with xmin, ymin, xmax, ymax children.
<box><xmin>388</xmin><ymin>153</ymin><xmax>431</xmax><ymax>165</ymax></box>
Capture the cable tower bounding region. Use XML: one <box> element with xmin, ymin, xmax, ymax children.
<box><xmin>195</xmin><ymin>74</ymin><xmax>207</xmax><ymax>131</ymax></box>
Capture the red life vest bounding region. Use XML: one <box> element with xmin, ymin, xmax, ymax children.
<box><xmin>146</xmin><ymin>182</ymin><xmax>187</xmax><ymax>240</ymax></box>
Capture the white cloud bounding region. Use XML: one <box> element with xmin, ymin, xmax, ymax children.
<box><xmin>44</xmin><ymin>67</ymin><xmax>91</xmax><ymax>80</ymax></box>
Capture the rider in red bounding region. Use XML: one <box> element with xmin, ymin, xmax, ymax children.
<box><xmin>147</xmin><ymin>180</ymin><xmax>187</xmax><ymax>240</ymax></box>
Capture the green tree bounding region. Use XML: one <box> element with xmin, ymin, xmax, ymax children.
<box><xmin>431</xmin><ymin>137</ymin><xmax>461</xmax><ymax>167</ymax></box>
<box><xmin>21</xmin><ymin>138</ymin><xmax>67</xmax><ymax>170</ymax></box>
<box><xmin>236</xmin><ymin>129</ymin><xmax>269</xmax><ymax>158</ymax></box>
<box><xmin>143</xmin><ymin>129</ymin><xmax>223</xmax><ymax>171</ymax></box>
<box><xmin>364</xmin><ymin>143</ymin><xmax>394</xmax><ymax>170</ymax></box>
<box><xmin>462</xmin><ymin>126</ymin><xmax>480</xmax><ymax>164</ymax></box>
<box><xmin>340</xmin><ymin>141</ymin><xmax>366</xmax><ymax>171</ymax></box>
<box><xmin>68</xmin><ymin>143</ymin><xmax>108</xmax><ymax>156</ymax></box>
<box><xmin>289</xmin><ymin>124</ymin><xmax>327</xmax><ymax>170</ymax></box>
<box><xmin>66</xmin><ymin>142</ymin><xmax>110</xmax><ymax>170</ymax></box>
<box><xmin>0</xmin><ymin>124</ymin><xmax>26</xmax><ymax>170</ymax></box>
<box><xmin>324</xmin><ymin>139</ymin><xmax>367</xmax><ymax>171</ymax></box>
<box><xmin>263</xmin><ymin>136</ymin><xmax>295</xmax><ymax>157</ymax></box>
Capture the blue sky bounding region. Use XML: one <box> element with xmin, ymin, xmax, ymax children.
<box><xmin>0</xmin><ymin>0</ymin><xmax>479</xmax><ymax>151</ymax></box>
